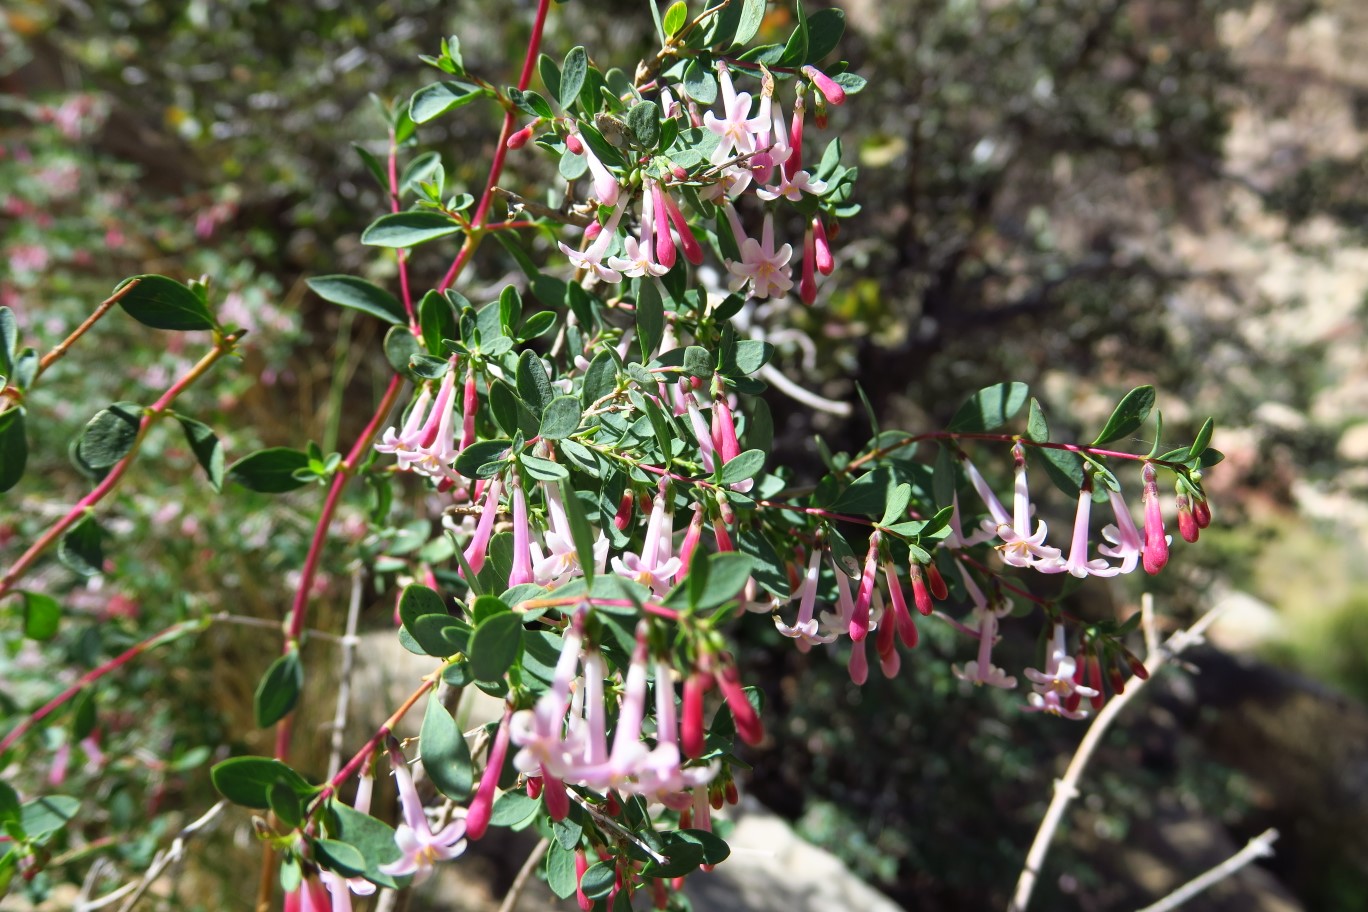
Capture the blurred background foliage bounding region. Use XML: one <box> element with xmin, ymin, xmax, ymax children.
<box><xmin>2</xmin><ymin>0</ymin><xmax>1367</xmax><ymax>909</ymax></box>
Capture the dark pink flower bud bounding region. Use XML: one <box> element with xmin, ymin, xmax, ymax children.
<box><xmin>461</xmin><ymin>365</ymin><xmax>478</xmax><ymax>450</ymax></box>
<box><xmin>506</xmin><ymin>125</ymin><xmax>534</xmax><ymax>149</ymax></box>
<box><xmin>1193</xmin><ymin>497</ymin><xmax>1212</xmax><ymax>529</ymax></box>
<box><xmin>848</xmin><ymin>636</ymin><xmax>868</xmax><ymax>685</ymax></box>
<box><xmin>802</xmin><ymin>65</ymin><xmax>847</xmax><ymax>106</ymax></box>
<box><xmin>813</xmin><ymin>218</ymin><xmax>834</xmax><ymax>275</ymax></box>
<box><xmin>909</xmin><ymin>563</ymin><xmax>934</xmax><ymax>616</ymax></box>
<box><xmin>1176</xmin><ymin>494</ymin><xmax>1199</xmax><ymax>543</ymax></box>
<box><xmin>682</xmin><ymin>670</ymin><xmax>708</xmax><ymax>758</ymax></box>
<box><xmin>651</xmin><ymin>183</ymin><xmax>677</xmax><ymax>270</ymax></box>
<box><xmin>1141</xmin><ymin>463</ymin><xmax>1168</xmax><ymax>574</ymax></box>
<box><xmin>711</xmin><ymin>394</ymin><xmax>742</xmax><ymax>464</ymax></box>
<box><xmin>565</xmin><ymin>132</ymin><xmax>585</xmax><ymax>155</ymax></box>
<box><xmin>542</xmin><ymin>769</ymin><xmax>569</xmax><ymax>820</ymax></box>
<box><xmin>672</xmin><ymin>164</ymin><xmax>688</xmax><ymax>181</ymax></box>
<box><xmin>583</xmin><ymin>220</ymin><xmax>602</xmax><ymax>242</ymax></box>
<box><xmin>725</xmin><ymin>780</ymin><xmax>739</xmax><ymax>805</ymax></box>
<box><xmin>717</xmin><ymin>661</ymin><xmax>764</xmax><ymax>746</ymax></box>
<box><xmin>849</xmin><ymin>534</ymin><xmax>880</xmax><ymax>641</ymax></box>
<box><xmin>1087</xmin><ymin>655</ymin><xmax>1105</xmax><ymax>710</ymax></box>
<box><xmin>575</xmin><ymin>849</ymin><xmax>592</xmax><ymax>911</ymax></box>
<box><xmin>466</xmin><ymin>708</ymin><xmax>513</xmax><ymax>840</ymax></box>
<box><xmin>659</xmin><ymin>185</ymin><xmax>703</xmax><ymax>265</ymax></box>
<box><xmin>614</xmin><ymin>491</ymin><xmax>634</xmax><ymax>530</ymax></box>
<box><xmin>926</xmin><ymin>562</ymin><xmax>949</xmax><ymax>601</ymax></box>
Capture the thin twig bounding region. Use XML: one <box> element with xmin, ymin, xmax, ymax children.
<box><xmin>67</xmin><ymin>801</ymin><xmax>228</xmax><ymax>912</ymax></box>
<box><xmin>328</xmin><ymin>564</ymin><xmax>366</xmax><ymax>780</ymax></box>
<box><xmin>1134</xmin><ymin>828</ymin><xmax>1279</xmax><ymax>912</ymax></box>
<box><xmin>496</xmin><ymin>838</ymin><xmax>551</xmax><ymax>912</ymax></box>
<box><xmin>1007</xmin><ymin>600</ymin><xmax>1228</xmax><ymax>912</ymax></box>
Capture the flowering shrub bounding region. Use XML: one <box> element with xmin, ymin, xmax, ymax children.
<box><xmin>0</xmin><ymin>0</ymin><xmax>1221</xmax><ymax>908</ymax></box>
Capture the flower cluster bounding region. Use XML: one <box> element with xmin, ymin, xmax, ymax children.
<box><xmin>551</xmin><ymin>61</ymin><xmax>846</xmax><ymax>305</ymax></box>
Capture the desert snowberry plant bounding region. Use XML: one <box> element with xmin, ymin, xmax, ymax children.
<box><xmin>0</xmin><ymin>0</ymin><xmax>1222</xmax><ymax>908</ymax></box>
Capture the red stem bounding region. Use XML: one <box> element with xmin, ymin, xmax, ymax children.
<box><xmin>0</xmin><ymin>334</ymin><xmax>241</xmax><ymax>600</ymax></box>
<box><xmin>0</xmin><ymin>619</ymin><xmax>203</xmax><ymax>755</ymax></box>
<box><xmin>435</xmin><ymin>0</ymin><xmax>551</xmax><ymax>294</ymax></box>
<box><xmin>387</xmin><ymin>128</ymin><xmax>418</xmax><ymax>328</ymax></box>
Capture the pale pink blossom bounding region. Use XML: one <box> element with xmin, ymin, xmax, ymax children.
<box><xmin>726</xmin><ymin>213</ymin><xmax>793</xmax><ymax>300</ymax></box>
<box><xmin>377</xmin><ymin>743</ymin><xmax>466</xmax><ymax>883</ymax></box>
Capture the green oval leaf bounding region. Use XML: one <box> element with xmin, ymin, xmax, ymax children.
<box><xmin>115</xmin><ymin>275</ymin><xmax>217</xmax><ymax>332</ymax></box>
<box><xmin>228</xmin><ymin>447</ymin><xmax>311</xmax><ymax>493</ymax></box>
<box><xmin>559</xmin><ymin>47</ymin><xmax>588</xmax><ymax>112</ymax></box>
<box><xmin>467</xmin><ymin>612</ymin><xmax>523</xmax><ymax>682</ymax></box>
<box><xmin>420</xmin><ymin>696</ymin><xmax>473</xmax><ymax>801</ymax></box>
<box><xmin>1091</xmin><ymin>385</ymin><xmax>1156</xmax><ymax>446</ymax></box>
<box><xmin>307</xmin><ymin>275</ymin><xmax>405</xmax><ymax>325</ymax></box>
<box><xmin>719</xmin><ymin>449</ymin><xmax>765</xmax><ymax>485</ymax></box>
<box><xmin>175</xmin><ymin>415</ymin><xmax>225</xmax><ymax>492</ymax></box>
<box><xmin>75</xmin><ymin>402</ymin><xmax>142</xmax><ymax>471</ymax></box>
<box><xmin>580</xmin><ymin>860</ymin><xmax>617</xmax><ymax>899</ymax></box>
<box><xmin>947</xmin><ymin>381</ymin><xmax>1030</xmax><ymax>433</ymax></box>
<box><xmin>210</xmin><ymin>757</ymin><xmax>314</xmax><ymax>809</ymax></box>
<box><xmin>360</xmin><ymin>212</ymin><xmax>463</xmax><ymax>249</ymax></box>
<box><xmin>20</xmin><ymin>591</ymin><xmax>61</xmax><ymax>640</ymax></box>
<box><xmin>0</xmin><ymin>407</ymin><xmax>28</xmax><ymax>493</ymax></box>
<box><xmin>254</xmin><ymin>649</ymin><xmax>304</xmax><ymax>728</ymax></box>
<box><xmin>409</xmin><ymin>80</ymin><xmax>484</xmax><ymax>124</ymax></box>
<box><xmin>59</xmin><ymin>515</ymin><xmax>104</xmax><ymax>577</ymax></box>
<box><xmin>539</xmin><ymin>395</ymin><xmax>582</xmax><ymax>440</ymax></box>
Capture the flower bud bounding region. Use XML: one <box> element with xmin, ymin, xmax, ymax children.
<box><xmin>1141</xmin><ymin>463</ymin><xmax>1168</xmax><ymax>574</ymax></box>
<box><xmin>681</xmin><ymin>670</ymin><xmax>707</xmax><ymax>759</ymax></box>
<box><xmin>565</xmin><ymin>132</ymin><xmax>585</xmax><ymax>155</ymax></box>
<box><xmin>505</xmin><ymin>124</ymin><xmax>534</xmax><ymax>149</ymax></box>
<box><xmin>1176</xmin><ymin>494</ymin><xmax>1199</xmax><ymax>543</ymax></box>
<box><xmin>802</xmin><ymin>65</ymin><xmax>847</xmax><ymax>107</ymax></box>
<box><xmin>926</xmin><ymin>562</ymin><xmax>949</xmax><ymax>601</ymax></box>
<box><xmin>717</xmin><ymin>660</ymin><xmax>764</xmax><ymax>746</ymax></box>
<box><xmin>575</xmin><ymin>849</ymin><xmax>592</xmax><ymax>911</ymax></box>
<box><xmin>1193</xmin><ymin>497</ymin><xmax>1212</xmax><ymax>529</ymax></box>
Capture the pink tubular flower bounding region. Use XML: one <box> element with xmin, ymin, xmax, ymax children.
<box><xmin>848</xmin><ymin>533</ymin><xmax>881</xmax><ymax>641</ymax></box>
<box><xmin>883</xmin><ymin>561</ymin><xmax>919</xmax><ymax>649</ymax></box>
<box><xmin>776</xmin><ymin>546</ymin><xmax>835</xmax><ymax>645</ymax></box>
<box><xmin>462</xmin><ymin>474</ymin><xmax>504</xmax><ymax>576</ymax></box>
<box><xmin>511</xmin><ymin>610</ymin><xmax>586</xmax><ymax>807</ymax></box>
<box><xmin>378</xmin><ymin>740</ymin><xmax>467</xmax><ymax>882</ymax></box>
<box><xmin>784</xmin><ymin>93</ymin><xmax>806</xmax><ymax>179</ymax></box>
<box><xmin>610</xmin><ymin>487</ymin><xmax>681</xmax><ymax>595</ymax></box>
<box><xmin>704</xmin><ymin>62</ymin><xmax>765</xmax><ymax>163</ymax></box>
<box><xmin>756</xmin><ymin>169</ymin><xmax>827</xmax><ymax>203</ymax></box>
<box><xmin>802</xmin><ymin>65</ymin><xmax>846</xmax><ymax>106</ymax></box>
<box><xmin>988</xmin><ymin>446</ymin><xmax>1065</xmax><ymax>572</ymax></box>
<box><xmin>727</xmin><ymin>213</ymin><xmax>794</xmax><ymax>300</ymax></box>
<box><xmin>716</xmin><ymin>657</ymin><xmax>764</xmax><ymax>746</ymax></box>
<box><xmin>1023</xmin><ymin>625</ymin><xmax>1098</xmax><ymax>720</ymax></box>
<box><xmin>1140</xmin><ymin>463</ymin><xmax>1169</xmax><ymax>574</ymax></box>
<box><xmin>375</xmin><ymin>365</ymin><xmax>460</xmax><ymax>479</ymax></box>
<box><xmin>658</xmin><ymin>184</ymin><xmax>704</xmax><ymax>265</ymax></box>
<box><xmin>1097</xmin><ymin>485</ymin><xmax>1143</xmax><ymax>574</ymax></box>
<box><xmin>285</xmin><ymin>872</ymin><xmax>332</xmax><ymax>912</ymax></box>
<box><xmin>559</xmin><ymin>193</ymin><xmax>630</xmax><ymax>283</ymax></box>
<box><xmin>466</xmin><ymin>706</ymin><xmax>513</xmax><ymax>841</ymax></box>
<box><xmin>608</xmin><ymin>181</ymin><xmax>669</xmax><ymax>278</ymax></box>
<box><xmin>1063</xmin><ymin>479</ymin><xmax>1121</xmax><ymax>578</ymax></box>
<box><xmin>508</xmin><ymin>474</ymin><xmax>536</xmax><ymax>588</ymax></box>
<box><xmin>674</xmin><ymin>504</ymin><xmax>706</xmax><ymax>585</ymax></box>
<box><xmin>952</xmin><ymin>609</ymin><xmax>1017</xmax><ymax>689</ymax></box>
<box><xmin>651</xmin><ymin>181</ymin><xmax>677</xmax><ymax>270</ymax></box>
<box><xmin>681</xmin><ymin>669</ymin><xmax>708</xmax><ymax>759</ymax></box>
